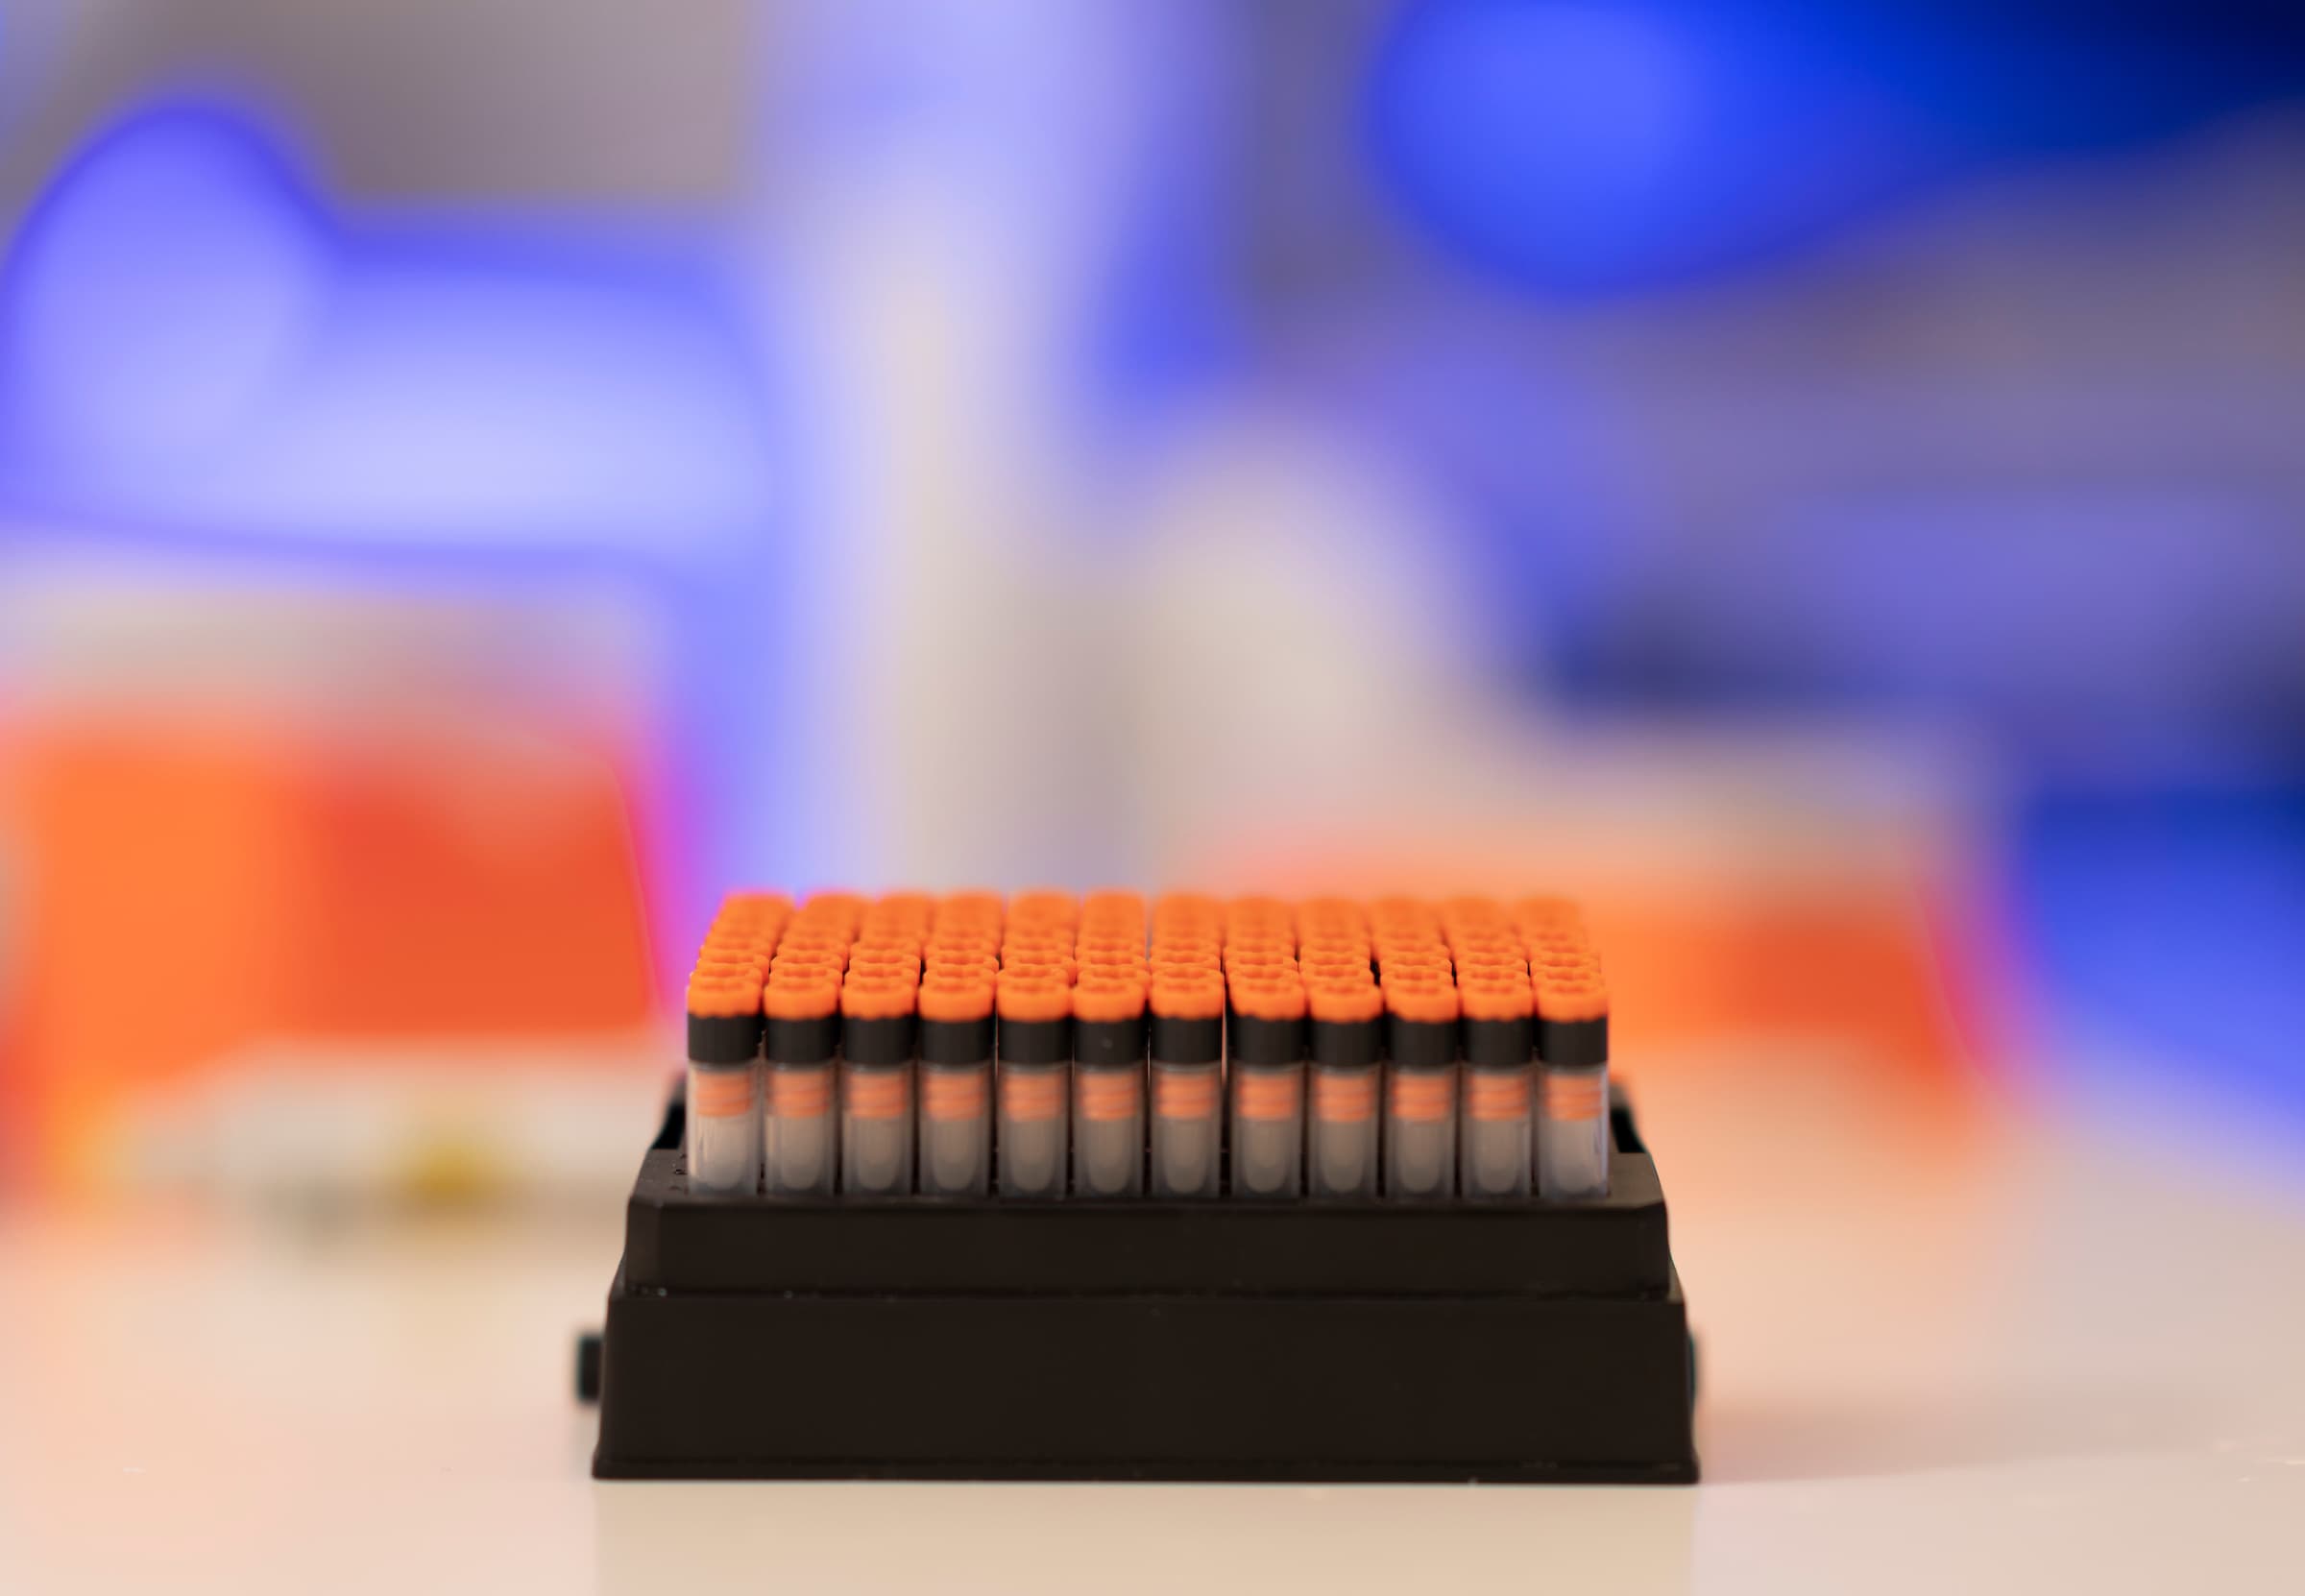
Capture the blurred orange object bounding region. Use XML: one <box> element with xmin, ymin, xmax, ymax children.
<box><xmin>0</xmin><ymin>707</ymin><xmax>656</xmax><ymax>1194</ymax></box>
<box><xmin>1215</xmin><ymin>816</ymin><xmax>1998</xmax><ymax>1124</ymax></box>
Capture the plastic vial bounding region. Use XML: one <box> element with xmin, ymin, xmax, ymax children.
<box><xmin>686</xmin><ymin>1060</ymin><xmax>760</xmax><ymax>1197</ymax></box>
<box><xmin>1535</xmin><ymin>975</ymin><xmax>1611</xmax><ymax>1200</ymax></box>
<box><xmin>1149</xmin><ymin>974</ymin><xmax>1225</xmax><ymax>1199</ymax></box>
<box><xmin>1151</xmin><ymin>1062</ymin><xmax>1221</xmax><ymax>1198</ymax></box>
<box><xmin>1226</xmin><ymin>972</ymin><xmax>1305</xmax><ymax>1198</ymax></box>
<box><xmin>999</xmin><ymin>1062</ymin><xmax>1068</xmax><ymax>1197</ymax></box>
<box><xmin>1073</xmin><ymin>1066</ymin><xmax>1143</xmax><ymax>1197</ymax></box>
<box><xmin>683</xmin><ymin>972</ymin><xmax>764</xmax><ymax>1197</ymax></box>
<box><xmin>841</xmin><ymin>1059</ymin><xmax>913</xmax><ymax>1197</ymax></box>
<box><xmin>1538</xmin><ymin>1062</ymin><xmax>1610</xmax><ymax>1199</ymax></box>
<box><xmin>1072</xmin><ymin>986</ymin><xmax>1148</xmax><ymax>1198</ymax></box>
<box><xmin>764</xmin><ymin>988</ymin><xmax>841</xmax><ymax>1198</ymax></box>
<box><xmin>917</xmin><ymin>986</ymin><xmax>995</xmax><ymax>1199</ymax></box>
<box><xmin>764</xmin><ymin>1060</ymin><xmax>837</xmax><ymax>1197</ymax></box>
<box><xmin>996</xmin><ymin>976</ymin><xmax>1072</xmax><ymax>1199</ymax></box>
<box><xmin>1384</xmin><ymin>992</ymin><xmax>1460</xmax><ymax>1201</ymax></box>
<box><xmin>1229</xmin><ymin>1060</ymin><xmax>1303</xmax><ymax>1198</ymax></box>
<box><xmin>1460</xmin><ymin>992</ymin><xmax>1535</xmax><ymax>1201</ymax></box>
<box><xmin>1307</xmin><ymin>983</ymin><xmax>1382</xmax><ymax>1201</ymax></box>
<box><xmin>838</xmin><ymin>997</ymin><xmax>918</xmax><ymax>1199</ymax></box>
<box><xmin>918</xmin><ymin>1060</ymin><xmax>991</xmax><ymax>1197</ymax></box>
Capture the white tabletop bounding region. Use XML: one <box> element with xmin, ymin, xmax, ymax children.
<box><xmin>5</xmin><ymin>1059</ymin><xmax>2300</xmax><ymax>1595</ymax></box>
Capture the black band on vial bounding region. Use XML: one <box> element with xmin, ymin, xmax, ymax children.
<box><xmin>1229</xmin><ymin>1011</ymin><xmax>1304</xmax><ymax>1067</ymax></box>
<box><xmin>1464</xmin><ymin>1015</ymin><xmax>1534</xmax><ymax>1070</ymax></box>
<box><xmin>686</xmin><ymin>1011</ymin><xmax>761</xmax><ymax>1065</ymax></box>
<box><xmin>843</xmin><ymin>1013</ymin><xmax>916</xmax><ymax>1066</ymax></box>
<box><xmin>1537</xmin><ymin>1015</ymin><xmax>1609</xmax><ymax>1067</ymax></box>
<box><xmin>1309</xmin><ymin>1017</ymin><xmax>1380</xmax><ymax>1069</ymax></box>
<box><xmin>999</xmin><ymin>1014</ymin><xmax>1072</xmax><ymax>1065</ymax></box>
<box><xmin>765</xmin><ymin>1013</ymin><xmax>839</xmax><ymax>1064</ymax></box>
<box><xmin>1076</xmin><ymin>1015</ymin><xmax>1147</xmax><ymax>1069</ymax></box>
<box><xmin>1386</xmin><ymin>1013</ymin><xmax>1457</xmax><ymax>1070</ymax></box>
<box><xmin>1149</xmin><ymin>1012</ymin><xmax>1221</xmax><ymax>1065</ymax></box>
<box><xmin>920</xmin><ymin>1015</ymin><xmax>994</xmax><ymax>1065</ymax></box>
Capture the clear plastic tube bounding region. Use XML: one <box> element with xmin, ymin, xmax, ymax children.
<box><xmin>1462</xmin><ymin>1063</ymin><xmax>1533</xmax><ymax>1200</ymax></box>
<box><xmin>998</xmin><ymin>1060</ymin><xmax>1069</xmax><ymax>1198</ymax></box>
<box><xmin>1385</xmin><ymin>1063</ymin><xmax>1457</xmax><ymax>1201</ymax></box>
<box><xmin>1072</xmin><ymin>1062</ymin><xmax>1144</xmax><ymax>1197</ymax></box>
<box><xmin>1230</xmin><ymin>1062</ymin><xmax>1304</xmax><ymax>1198</ymax></box>
<box><xmin>840</xmin><ymin>1060</ymin><xmax>914</xmax><ymax>1197</ymax></box>
<box><xmin>918</xmin><ymin>1060</ymin><xmax>991</xmax><ymax>1198</ymax></box>
<box><xmin>763</xmin><ymin>1060</ymin><xmax>837</xmax><ymax>1197</ymax></box>
<box><xmin>1538</xmin><ymin>1062</ymin><xmax>1610</xmax><ymax>1199</ymax></box>
<box><xmin>686</xmin><ymin>1060</ymin><xmax>760</xmax><ymax>1197</ymax></box>
<box><xmin>1308</xmin><ymin>1063</ymin><xmax>1379</xmax><ymax>1200</ymax></box>
<box><xmin>1151</xmin><ymin>1061</ymin><xmax>1222</xmax><ymax>1198</ymax></box>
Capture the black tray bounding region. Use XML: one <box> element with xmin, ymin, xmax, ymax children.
<box><xmin>589</xmin><ymin>1089</ymin><xmax>1697</xmax><ymax>1483</ymax></box>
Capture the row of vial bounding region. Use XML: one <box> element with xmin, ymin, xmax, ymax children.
<box><xmin>685</xmin><ymin>1028</ymin><xmax>1611</xmax><ymax>1202</ymax></box>
<box><xmin>681</xmin><ymin>890</ymin><xmax>1614</xmax><ymax>1204</ymax></box>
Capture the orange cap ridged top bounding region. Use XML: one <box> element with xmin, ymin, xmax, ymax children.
<box><xmin>1073</xmin><ymin>978</ymin><xmax>1148</xmax><ymax>1023</ymax></box>
<box><xmin>777</xmin><ymin>928</ymin><xmax>854</xmax><ymax>955</ymax></box>
<box><xmin>1379</xmin><ymin>959</ymin><xmax>1453</xmax><ymax>983</ymax></box>
<box><xmin>1077</xmin><ymin>930</ymin><xmax>1146</xmax><ymax>954</ymax></box>
<box><xmin>1009</xmin><ymin>889</ymin><xmax>1079</xmax><ymax>925</ymax></box>
<box><xmin>841</xmin><ymin>977</ymin><xmax>918</xmax><ymax>1020</ymax></box>
<box><xmin>1307</xmin><ymin>979</ymin><xmax>1383</xmax><ymax>1024</ymax></box>
<box><xmin>1449</xmin><ymin>929</ymin><xmax>1522</xmax><ymax>954</ymax></box>
<box><xmin>695</xmin><ymin>889</ymin><xmax>1598</xmax><ymax>1042</ymax></box>
<box><xmin>694</xmin><ymin>948</ymin><xmax>770</xmax><ymax>973</ymax></box>
<box><xmin>768</xmin><ymin>941</ymin><xmax>839</xmax><ymax>970</ymax></box>
<box><xmin>1229</xmin><ymin>976</ymin><xmax>1306</xmax><ymax>1022</ymax></box>
<box><xmin>997</xmin><ymin>974</ymin><xmax>1072</xmax><ymax>1024</ymax></box>
<box><xmin>1384</xmin><ymin>979</ymin><xmax>1460</xmax><ymax>1025</ymax></box>
<box><xmin>1534</xmin><ymin>965</ymin><xmax>1609</xmax><ymax>1021</ymax></box>
<box><xmin>1456</xmin><ymin>958</ymin><xmax>1528</xmax><ymax>983</ymax></box>
<box><xmin>703</xmin><ymin>912</ymin><xmax>781</xmax><ymax>940</ymax></box>
<box><xmin>1459</xmin><ymin>977</ymin><xmax>1533</xmax><ymax>1022</ymax></box>
<box><xmin>718</xmin><ymin>888</ymin><xmax>792</xmax><ymax>919</ymax></box>
<box><xmin>1001</xmin><ymin>958</ymin><xmax>1078</xmax><ymax>986</ymax></box>
<box><xmin>1151</xmin><ymin>931</ymin><xmax>1221</xmax><ymax>955</ymax></box>
<box><xmin>1225</xmin><ymin>950</ymin><xmax>1296</xmax><ymax>971</ymax></box>
<box><xmin>1150</xmin><ymin>971</ymin><xmax>1225</xmax><ymax>1020</ymax></box>
<box><xmin>764</xmin><ymin>975</ymin><xmax>839</xmax><ymax>1020</ymax></box>
<box><xmin>919</xmin><ymin>977</ymin><xmax>995</xmax><ymax>1023</ymax></box>
<box><xmin>685</xmin><ymin>971</ymin><xmax>762</xmax><ymax>1018</ymax></box>
<box><xmin>797</xmin><ymin>890</ymin><xmax>865</xmax><ymax>925</ymax></box>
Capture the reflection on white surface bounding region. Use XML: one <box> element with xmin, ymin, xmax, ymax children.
<box><xmin>596</xmin><ymin>1480</ymin><xmax>1693</xmax><ymax>1596</ymax></box>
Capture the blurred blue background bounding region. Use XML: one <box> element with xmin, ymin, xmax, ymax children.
<box><xmin>2</xmin><ymin>0</ymin><xmax>2301</xmax><ymax>1194</ymax></box>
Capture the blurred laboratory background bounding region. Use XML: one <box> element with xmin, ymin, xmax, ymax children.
<box><xmin>7</xmin><ymin>6</ymin><xmax>2305</xmax><ymax>1590</ymax></box>
<box><xmin>5</xmin><ymin>0</ymin><xmax>2300</xmax><ymax>1208</ymax></box>
<box><xmin>0</xmin><ymin>0</ymin><xmax>2294</xmax><ymax>1192</ymax></box>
